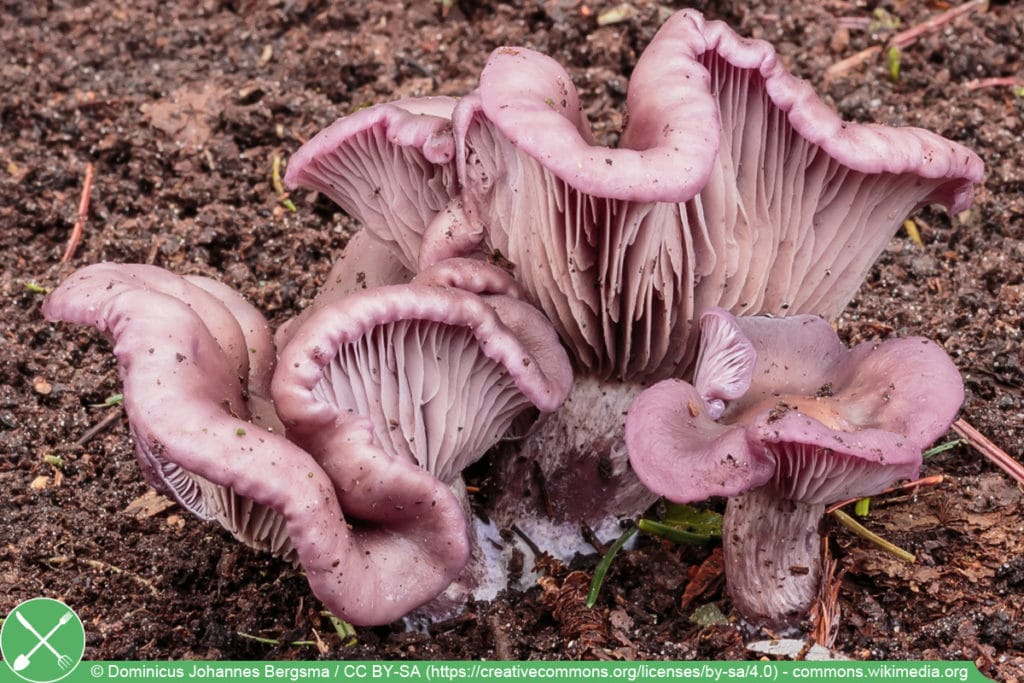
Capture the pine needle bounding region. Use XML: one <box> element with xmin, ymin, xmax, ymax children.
<box><xmin>831</xmin><ymin>509</ymin><xmax>915</xmax><ymax>563</ymax></box>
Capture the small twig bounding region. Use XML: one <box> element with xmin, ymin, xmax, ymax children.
<box><xmin>48</xmin><ymin>555</ymin><xmax>161</xmax><ymax>596</ymax></box>
<box><xmin>825</xmin><ymin>0</ymin><xmax>989</xmax><ymax>80</ymax></box>
<box><xmin>837</xmin><ymin>16</ymin><xmax>872</xmax><ymax>30</ymax></box>
<box><xmin>488</xmin><ymin>613</ymin><xmax>514</xmax><ymax>661</ymax></box>
<box><xmin>952</xmin><ymin>418</ymin><xmax>1024</xmax><ymax>486</ymax></box>
<box><xmin>825</xmin><ymin>474</ymin><xmax>945</xmax><ymax>514</ymax></box>
<box><xmin>236</xmin><ymin>631</ymin><xmax>320</xmax><ymax>647</ymax></box>
<box><xmin>61</xmin><ymin>162</ymin><xmax>95</xmax><ymax>263</ymax></box>
<box><xmin>888</xmin><ymin>0</ymin><xmax>988</xmax><ymax>50</ymax></box>
<box><xmin>825</xmin><ymin>46</ymin><xmax>882</xmax><ymax>81</ymax></box>
<box><xmin>237</xmin><ymin>632</ymin><xmax>281</xmax><ymax>645</ymax></box>
<box><xmin>580</xmin><ymin>522</ymin><xmax>608</xmax><ymax>554</ymax></box>
<box><xmin>509</xmin><ymin>523</ymin><xmax>543</xmax><ymax>558</ymax></box>
<box><xmin>75</xmin><ymin>406</ymin><xmax>124</xmax><ymax>447</ymax></box>
<box><xmin>145</xmin><ymin>234</ymin><xmax>163</xmax><ymax>265</ymax></box>
<box><xmin>311</xmin><ymin>628</ymin><xmax>329</xmax><ymax>655</ymax></box>
<box><xmin>831</xmin><ymin>509</ymin><xmax>915</xmax><ymax>563</ymax></box>
<box><xmin>80</xmin><ymin>557</ymin><xmax>162</xmax><ymax>596</ymax></box>
<box><xmin>964</xmin><ymin>76</ymin><xmax>1024</xmax><ymax>91</ymax></box>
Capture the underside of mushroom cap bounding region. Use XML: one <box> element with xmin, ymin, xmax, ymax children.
<box><xmin>441</xmin><ymin>7</ymin><xmax>983</xmax><ymax>382</ymax></box>
<box><xmin>627</xmin><ymin>307</ymin><xmax>964</xmax><ymax>508</ymax></box>
<box><xmin>275</xmin><ymin>229</ymin><xmax>414</xmax><ymax>350</ymax></box>
<box><xmin>729</xmin><ymin>314</ymin><xmax>965</xmax><ymax>487</ymax></box>
<box><xmin>179</xmin><ymin>273</ymin><xmax>292</xmax><ymax>554</ymax></box>
<box><xmin>273</xmin><ymin>276</ymin><xmax>572</xmax><ymax>485</ymax></box>
<box><xmin>749</xmin><ymin>407</ymin><xmax>925</xmax><ymax>504</ymax></box>
<box><xmin>43</xmin><ymin>263</ymin><xmax>470</xmax><ymax>625</ymax></box>
<box><xmin>284</xmin><ymin>97</ymin><xmax>459</xmax><ymax>270</ymax></box>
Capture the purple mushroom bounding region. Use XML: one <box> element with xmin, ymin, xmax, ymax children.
<box><xmin>271</xmin><ymin>255</ymin><xmax>573</xmax><ymax>609</ymax></box>
<box><xmin>283</xmin><ymin>97</ymin><xmax>460</xmax><ymax>272</ymax></box>
<box><xmin>421</xmin><ymin>9</ymin><xmax>981</xmax><ymax>385</ymax></box>
<box><xmin>272</xmin><ymin>257</ymin><xmax>572</xmax><ymax>488</ymax></box>
<box><xmin>429</xmin><ymin>7</ymin><xmax>979</xmax><ymax>544</ymax></box>
<box><xmin>43</xmin><ymin>263</ymin><xmax>472</xmax><ymax>624</ymax></box>
<box><xmin>44</xmin><ymin>256</ymin><xmax>572</xmax><ymax>623</ymax></box>
<box><xmin>279</xmin><ymin>6</ymin><xmax>981</xmax><ymax>561</ymax></box>
<box><xmin>625</xmin><ymin>308</ymin><xmax>964</xmax><ymax>625</ymax></box>
<box><xmin>435</xmin><ymin>9</ymin><xmax>982</xmax><ymax>381</ymax></box>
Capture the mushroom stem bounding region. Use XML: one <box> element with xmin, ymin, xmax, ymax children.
<box><xmin>723</xmin><ymin>486</ymin><xmax>824</xmax><ymax>626</ymax></box>
<box><xmin>489</xmin><ymin>377</ymin><xmax>656</xmax><ymax>557</ymax></box>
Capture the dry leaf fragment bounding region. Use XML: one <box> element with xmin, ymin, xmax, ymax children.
<box><xmin>123</xmin><ymin>488</ymin><xmax>177</xmax><ymax>519</ymax></box>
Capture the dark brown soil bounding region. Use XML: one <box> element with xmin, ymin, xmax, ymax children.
<box><xmin>1</xmin><ymin>0</ymin><xmax>1022</xmax><ymax>679</ymax></box>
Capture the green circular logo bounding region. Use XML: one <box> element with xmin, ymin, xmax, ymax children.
<box><xmin>1</xmin><ymin>598</ymin><xmax>85</xmax><ymax>683</ymax></box>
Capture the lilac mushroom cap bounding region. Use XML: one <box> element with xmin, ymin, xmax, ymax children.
<box><xmin>275</xmin><ymin>229</ymin><xmax>414</xmax><ymax>350</ymax></box>
<box><xmin>43</xmin><ymin>265</ymin><xmax>276</xmax><ymax>524</ymax></box>
<box><xmin>434</xmin><ymin>7</ymin><xmax>982</xmax><ymax>382</ymax></box>
<box><xmin>43</xmin><ymin>263</ymin><xmax>471</xmax><ymax>625</ymax></box>
<box><xmin>272</xmin><ymin>259</ymin><xmax>572</xmax><ymax>487</ymax></box>
<box><xmin>271</xmin><ymin>259</ymin><xmax>573</xmax><ymax>611</ymax></box>
<box><xmin>284</xmin><ymin>97</ymin><xmax>459</xmax><ymax>271</ymax></box>
<box><xmin>626</xmin><ymin>307</ymin><xmax>964</xmax><ymax>624</ymax></box>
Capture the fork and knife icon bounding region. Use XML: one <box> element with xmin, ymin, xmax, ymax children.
<box><xmin>11</xmin><ymin>610</ymin><xmax>75</xmax><ymax>672</ymax></box>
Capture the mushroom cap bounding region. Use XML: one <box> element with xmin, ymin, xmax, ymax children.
<box><xmin>273</xmin><ymin>262</ymin><xmax>572</xmax><ymax>485</ymax></box>
<box><xmin>185</xmin><ymin>274</ymin><xmax>277</xmax><ymax>400</ymax></box>
<box><xmin>275</xmin><ymin>229</ymin><xmax>414</xmax><ymax>350</ymax></box>
<box><xmin>43</xmin><ymin>263</ymin><xmax>470</xmax><ymax>624</ymax></box>
<box><xmin>465</xmin><ymin>42</ymin><xmax>720</xmax><ymax>203</ymax></box>
<box><xmin>42</xmin><ymin>264</ymin><xmax>259</xmax><ymax>517</ymax></box>
<box><xmin>284</xmin><ymin>97</ymin><xmax>459</xmax><ymax>270</ymax></box>
<box><xmin>433</xmin><ymin>7</ymin><xmax>982</xmax><ymax>382</ymax></box>
<box><xmin>626</xmin><ymin>308</ymin><xmax>964</xmax><ymax>506</ymax></box>
<box><xmin>626</xmin><ymin>378</ymin><xmax>776</xmax><ymax>502</ymax></box>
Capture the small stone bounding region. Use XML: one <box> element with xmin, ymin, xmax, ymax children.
<box><xmin>32</xmin><ymin>376</ymin><xmax>52</xmax><ymax>395</ymax></box>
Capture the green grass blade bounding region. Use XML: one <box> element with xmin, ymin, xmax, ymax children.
<box><xmin>637</xmin><ymin>518</ymin><xmax>717</xmax><ymax>545</ymax></box>
<box><xmin>586</xmin><ymin>525</ymin><xmax>637</xmax><ymax>609</ymax></box>
<box><xmin>923</xmin><ymin>438</ymin><xmax>965</xmax><ymax>458</ymax></box>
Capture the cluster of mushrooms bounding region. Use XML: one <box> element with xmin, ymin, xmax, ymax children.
<box><xmin>44</xmin><ymin>9</ymin><xmax>983</xmax><ymax>629</ymax></box>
